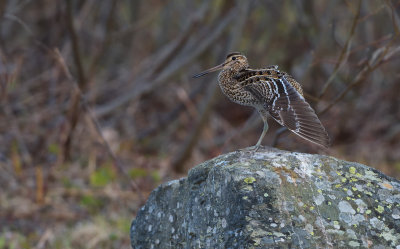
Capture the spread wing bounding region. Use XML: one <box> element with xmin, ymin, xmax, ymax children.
<box><xmin>242</xmin><ymin>76</ymin><xmax>330</xmax><ymax>147</ymax></box>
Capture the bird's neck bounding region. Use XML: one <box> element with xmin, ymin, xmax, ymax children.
<box><xmin>218</xmin><ymin>69</ymin><xmax>241</xmax><ymax>95</ymax></box>
<box><xmin>219</xmin><ymin>68</ymin><xmax>243</xmax><ymax>84</ymax></box>
<box><xmin>218</xmin><ymin>69</ymin><xmax>234</xmax><ymax>84</ymax></box>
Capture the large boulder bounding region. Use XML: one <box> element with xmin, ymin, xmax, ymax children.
<box><xmin>130</xmin><ymin>147</ymin><xmax>400</xmax><ymax>249</ymax></box>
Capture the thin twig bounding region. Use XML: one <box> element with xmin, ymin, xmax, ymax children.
<box><xmin>53</xmin><ymin>49</ymin><xmax>145</xmax><ymax>203</ymax></box>
<box><xmin>87</xmin><ymin>0</ymin><xmax>118</xmax><ymax>78</ymax></box>
<box><xmin>144</xmin><ymin>2</ymin><xmax>207</xmax><ymax>79</ymax></box>
<box><xmin>317</xmin><ymin>0</ymin><xmax>361</xmax><ymax>99</ymax></box>
<box><xmin>93</xmin><ymin>7</ymin><xmax>236</xmax><ymax>117</ymax></box>
<box><xmin>172</xmin><ymin>81</ymin><xmax>219</xmax><ymax>173</ymax></box>
<box><xmin>172</xmin><ymin>0</ymin><xmax>251</xmax><ymax>172</ymax></box>
<box><xmin>318</xmin><ymin>45</ymin><xmax>400</xmax><ymax>116</ymax></box>
<box><xmin>66</xmin><ymin>0</ymin><xmax>86</xmax><ymax>88</ymax></box>
<box><xmin>384</xmin><ymin>0</ymin><xmax>400</xmax><ymax>36</ymax></box>
<box><xmin>1</xmin><ymin>7</ymin><xmax>145</xmax><ymax>202</ymax></box>
<box><xmin>0</xmin><ymin>54</ymin><xmax>33</xmax><ymax>167</ymax></box>
<box><xmin>218</xmin><ymin>111</ymin><xmax>259</xmax><ymax>150</ymax></box>
<box><xmin>272</xmin><ymin>2</ymin><xmax>362</xmax><ymax>146</ymax></box>
<box><xmin>63</xmin><ymin>0</ymin><xmax>87</xmax><ymax>160</ymax></box>
<box><xmin>137</xmin><ymin>80</ymin><xmax>207</xmax><ymax>140</ymax></box>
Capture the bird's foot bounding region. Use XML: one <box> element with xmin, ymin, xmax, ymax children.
<box><xmin>239</xmin><ymin>144</ymin><xmax>262</xmax><ymax>153</ymax></box>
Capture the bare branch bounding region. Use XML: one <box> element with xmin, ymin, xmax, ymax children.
<box><xmin>63</xmin><ymin>0</ymin><xmax>88</xmax><ymax>160</ymax></box>
<box><xmin>53</xmin><ymin>49</ymin><xmax>145</xmax><ymax>204</ymax></box>
<box><xmin>93</xmin><ymin>7</ymin><xmax>236</xmax><ymax>117</ymax></box>
<box><xmin>318</xmin><ymin>45</ymin><xmax>400</xmax><ymax>116</ymax></box>
<box><xmin>318</xmin><ymin>0</ymin><xmax>361</xmax><ymax>99</ymax></box>
<box><xmin>172</xmin><ymin>0</ymin><xmax>251</xmax><ymax>172</ymax></box>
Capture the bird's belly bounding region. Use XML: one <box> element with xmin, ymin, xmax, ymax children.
<box><xmin>218</xmin><ymin>84</ymin><xmax>258</xmax><ymax>107</ymax></box>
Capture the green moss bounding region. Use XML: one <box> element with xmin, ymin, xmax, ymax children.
<box><xmin>242</xmin><ymin>185</ymin><xmax>254</xmax><ymax>191</ymax></box>
<box><xmin>90</xmin><ymin>165</ymin><xmax>116</xmax><ymax>187</ymax></box>
<box><xmin>48</xmin><ymin>143</ymin><xmax>60</xmax><ymax>155</ymax></box>
<box><xmin>349</xmin><ymin>167</ymin><xmax>356</xmax><ymax>174</ymax></box>
<box><xmin>150</xmin><ymin>171</ymin><xmax>161</xmax><ymax>182</ymax></box>
<box><xmin>375</xmin><ymin>205</ymin><xmax>384</xmax><ymax>214</ymax></box>
<box><xmin>244</xmin><ymin>177</ymin><xmax>256</xmax><ymax>184</ymax></box>
<box><xmin>129</xmin><ymin>168</ymin><xmax>147</xmax><ymax>179</ymax></box>
<box><xmin>80</xmin><ymin>194</ymin><xmax>104</xmax><ymax>212</ymax></box>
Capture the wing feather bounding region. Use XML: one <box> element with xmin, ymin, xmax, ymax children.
<box><xmin>242</xmin><ymin>76</ymin><xmax>330</xmax><ymax>147</ymax></box>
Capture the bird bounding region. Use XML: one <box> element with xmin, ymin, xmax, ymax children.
<box><xmin>193</xmin><ymin>52</ymin><xmax>330</xmax><ymax>149</ymax></box>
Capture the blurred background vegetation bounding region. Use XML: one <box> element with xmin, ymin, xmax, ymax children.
<box><xmin>1</xmin><ymin>0</ymin><xmax>400</xmax><ymax>248</ymax></box>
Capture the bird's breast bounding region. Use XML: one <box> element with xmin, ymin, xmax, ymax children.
<box><xmin>218</xmin><ymin>70</ymin><xmax>258</xmax><ymax>107</ymax></box>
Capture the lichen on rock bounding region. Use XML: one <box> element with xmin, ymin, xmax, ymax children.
<box><xmin>130</xmin><ymin>147</ymin><xmax>400</xmax><ymax>249</ymax></box>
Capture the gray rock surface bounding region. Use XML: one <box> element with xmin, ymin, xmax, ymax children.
<box><xmin>130</xmin><ymin>147</ymin><xmax>400</xmax><ymax>249</ymax></box>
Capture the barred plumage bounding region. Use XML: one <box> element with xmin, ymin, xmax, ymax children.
<box><xmin>194</xmin><ymin>52</ymin><xmax>329</xmax><ymax>149</ymax></box>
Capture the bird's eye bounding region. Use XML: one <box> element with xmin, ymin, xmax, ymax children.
<box><xmin>232</xmin><ymin>56</ymin><xmax>236</xmax><ymax>61</ymax></box>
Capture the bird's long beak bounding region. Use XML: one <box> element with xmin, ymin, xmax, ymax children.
<box><xmin>193</xmin><ymin>62</ymin><xmax>225</xmax><ymax>78</ymax></box>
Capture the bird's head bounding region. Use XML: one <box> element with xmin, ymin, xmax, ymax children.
<box><xmin>193</xmin><ymin>52</ymin><xmax>248</xmax><ymax>78</ymax></box>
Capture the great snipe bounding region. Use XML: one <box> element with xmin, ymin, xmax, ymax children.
<box><xmin>194</xmin><ymin>52</ymin><xmax>330</xmax><ymax>149</ymax></box>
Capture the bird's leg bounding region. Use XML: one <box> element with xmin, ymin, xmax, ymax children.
<box><xmin>250</xmin><ymin>109</ymin><xmax>269</xmax><ymax>152</ymax></box>
<box><xmin>255</xmin><ymin>120</ymin><xmax>268</xmax><ymax>148</ymax></box>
